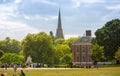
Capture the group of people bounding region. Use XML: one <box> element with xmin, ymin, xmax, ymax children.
<box><xmin>13</xmin><ymin>64</ymin><xmax>25</xmax><ymax>76</ymax></box>
<box><xmin>12</xmin><ymin>70</ymin><xmax>25</xmax><ymax>76</ymax></box>
<box><xmin>1</xmin><ymin>64</ymin><xmax>25</xmax><ymax>76</ymax></box>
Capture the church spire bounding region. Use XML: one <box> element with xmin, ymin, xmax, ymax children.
<box><xmin>55</xmin><ymin>9</ymin><xmax>64</xmax><ymax>39</ymax></box>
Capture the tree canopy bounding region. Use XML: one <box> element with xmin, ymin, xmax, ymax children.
<box><xmin>21</xmin><ymin>32</ymin><xmax>54</xmax><ymax>66</ymax></box>
<box><xmin>91</xmin><ymin>43</ymin><xmax>105</xmax><ymax>65</ymax></box>
<box><xmin>95</xmin><ymin>19</ymin><xmax>120</xmax><ymax>59</ymax></box>
<box><xmin>0</xmin><ymin>53</ymin><xmax>24</xmax><ymax>64</ymax></box>
<box><xmin>0</xmin><ymin>37</ymin><xmax>21</xmax><ymax>54</ymax></box>
<box><xmin>115</xmin><ymin>47</ymin><xmax>120</xmax><ymax>60</ymax></box>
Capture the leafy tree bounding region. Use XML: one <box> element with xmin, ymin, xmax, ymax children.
<box><xmin>64</xmin><ymin>37</ymin><xmax>79</xmax><ymax>52</ymax></box>
<box><xmin>10</xmin><ymin>39</ymin><xmax>22</xmax><ymax>53</ymax></box>
<box><xmin>54</xmin><ymin>38</ymin><xmax>74</xmax><ymax>66</ymax></box>
<box><xmin>65</xmin><ymin>37</ymin><xmax>79</xmax><ymax>47</ymax></box>
<box><xmin>61</xmin><ymin>54</ymin><xmax>72</xmax><ymax>66</ymax></box>
<box><xmin>0</xmin><ymin>39</ymin><xmax>8</xmax><ymax>53</ymax></box>
<box><xmin>54</xmin><ymin>44</ymin><xmax>71</xmax><ymax>65</ymax></box>
<box><xmin>54</xmin><ymin>47</ymin><xmax>64</xmax><ymax>65</ymax></box>
<box><xmin>49</xmin><ymin>31</ymin><xmax>54</xmax><ymax>40</ymax></box>
<box><xmin>22</xmin><ymin>32</ymin><xmax>54</xmax><ymax>66</ymax></box>
<box><xmin>55</xmin><ymin>44</ymin><xmax>71</xmax><ymax>56</ymax></box>
<box><xmin>95</xmin><ymin>19</ymin><xmax>120</xmax><ymax>59</ymax></box>
<box><xmin>0</xmin><ymin>37</ymin><xmax>21</xmax><ymax>54</ymax></box>
<box><xmin>0</xmin><ymin>53</ymin><xmax>24</xmax><ymax>64</ymax></box>
<box><xmin>55</xmin><ymin>38</ymin><xmax>65</xmax><ymax>45</ymax></box>
<box><xmin>115</xmin><ymin>47</ymin><xmax>120</xmax><ymax>64</ymax></box>
<box><xmin>91</xmin><ymin>38</ymin><xmax>97</xmax><ymax>44</ymax></box>
<box><xmin>91</xmin><ymin>43</ymin><xmax>105</xmax><ymax>65</ymax></box>
<box><xmin>0</xmin><ymin>50</ymin><xmax>4</xmax><ymax>57</ymax></box>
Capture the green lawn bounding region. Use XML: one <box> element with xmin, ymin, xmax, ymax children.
<box><xmin>0</xmin><ymin>67</ymin><xmax>120</xmax><ymax>76</ymax></box>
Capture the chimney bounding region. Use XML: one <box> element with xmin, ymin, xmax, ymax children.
<box><xmin>86</xmin><ymin>30</ymin><xmax>91</xmax><ymax>37</ymax></box>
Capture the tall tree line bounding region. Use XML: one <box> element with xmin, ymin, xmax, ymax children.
<box><xmin>0</xmin><ymin>32</ymin><xmax>78</xmax><ymax>67</ymax></box>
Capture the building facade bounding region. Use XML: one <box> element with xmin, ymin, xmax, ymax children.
<box><xmin>72</xmin><ymin>30</ymin><xmax>92</xmax><ymax>67</ymax></box>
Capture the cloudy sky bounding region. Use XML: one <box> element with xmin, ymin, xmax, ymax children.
<box><xmin>0</xmin><ymin>0</ymin><xmax>120</xmax><ymax>40</ymax></box>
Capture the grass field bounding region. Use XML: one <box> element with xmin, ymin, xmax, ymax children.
<box><xmin>0</xmin><ymin>67</ymin><xmax>120</xmax><ymax>76</ymax></box>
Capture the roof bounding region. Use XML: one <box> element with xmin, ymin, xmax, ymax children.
<box><xmin>73</xmin><ymin>36</ymin><xmax>92</xmax><ymax>44</ymax></box>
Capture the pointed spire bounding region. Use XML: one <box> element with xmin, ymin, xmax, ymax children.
<box><xmin>55</xmin><ymin>8</ymin><xmax>64</xmax><ymax>39</ymax></box>
<box><xmin>58</xmin><ymin>8</ymin><xmax>61</xmax><ymax>28</ymax></box>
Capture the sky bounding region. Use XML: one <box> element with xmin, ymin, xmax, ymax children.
<box><xmin>0</xmin><ymin>0</ymin><xmax>120</xmax><ymax>40</ymax></box>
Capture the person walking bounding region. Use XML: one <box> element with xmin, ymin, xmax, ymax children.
<box><xmin>13</xmin><ymin>64</ymin><xmax>17</xmax><ymax>76</ymax></box>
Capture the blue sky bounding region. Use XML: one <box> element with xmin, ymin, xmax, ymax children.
<box><xmin>0</xmin><ymin>0</ymin><xmax>120</xmax><ymax>40</ymax></box>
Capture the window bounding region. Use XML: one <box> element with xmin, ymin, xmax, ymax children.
<box><xmin>83</xmin><ymin>56</ymin><xmax>85</xmax><ymax>62</ymax></box>
<box><xmin>76</xmin><ymin>46</ymin><xmax>79</xmax><ymax>53</ymax></box>
<box><xmin>77</xmin><ymin>57</ymin><xmax>79</xmax><ymax>61</ymax></box>
<box><xmin>82</xmin><ymin>46</ymin><xmax>85</xmax><ymax>52</ymax></box>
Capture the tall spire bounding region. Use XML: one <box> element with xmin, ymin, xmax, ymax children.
<box><xmin>55</xmin><ymin>8</ymin><xmax>64</xmax><ymax>39</ymax></box>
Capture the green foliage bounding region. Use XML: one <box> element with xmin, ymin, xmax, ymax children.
<box><xmin>0</xmin><ymin>32</ymin><xmax>79</xmax><ymax>66</ymax></box>
<box><xmin>22</xmin><ymin>32</ymin><xmax>54</xmax><ymax>66</ymax></box>
<box><xmin>115</xmin><ymin>47</ymin><xmax>120</xmax><ymax>60</ymax></box>
<box><xmin>61</xmin><ymin>54</ymin><xmax>72</xmax><ymax>65</ymax></box>
<box><xmin>65</xmin><ymin>37</ymin><xmax>79</xmax><ymax>48</ymax></box>
<box><xmin>95</xmin><ymin>19</ymin><xmax>120</xmax><ymax>59</ymax></box>
<box><xmin>91</xmin><ymin>43</ymin><xmax>105</xmax><ymax>64</ymax></box>
<box><xmin>54</xmin><ymin>44</ymin><xmax>71</xmax><ymax>65</ymax></box>
<box><xmin>0</xmin><ymin>37</ymin><xmax>21</xmax><ymax>54</ymax></box>
<box><xmin>55</xmin><ymin>38</ymin><xmax>65</xmax><ymax>45</ymax></box>
<box><xmin>49</xmin><ymin>31</ymin><xmax>54</xmax><ymax>40</ymax></box>
<box><xmin>0</xmin><ymin>53</ymin><xmax>24</xmax><ymax>64</ymax></box>
<box><xmin>64</xmin><ymin>37</ymin><xmax>79</xmax><ymax>53</ymax></box>
<box><xmin>91</xmin><ymin>38</ymin><xmax>97</xmax><ymax>44</ymax></box>
<box><xmin>0</xmin><ymin>49</ymin><xmax>4</xmax><ymax>57</ymax></box>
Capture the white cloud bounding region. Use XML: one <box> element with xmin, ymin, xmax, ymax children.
<box><xmin>72</xmin><ymin>0</ymin><xmax>105</xmax><ymax>8</ymax></box>
<box><xmin>104</xmin><ymin>4</ymin><xmax>120</xmax><ymax>21</ymax></box>
<box><xmin>23</xmin><ymin>14</ymin><xmax>31</xmax><ymax>20</ymax></box>
<box><xmin>31</xmin><ymin>0</ymin><xmax>58</xmax><ymax>6</ymax></box>
<box><xmin>27</xmin><ymin>14</ymin><xmax>57</xmax><ymax>21</ymax></box>
<box><xmin>41</xmin><ymin>0</ymin><xmax>57</xmax><ymax>6</ymax></box>
<box><xmin>0</xmin><ymin>0</ymin><xmax>39</xmax><ymax>40</ymax></box>
<box><xmin>102</xmin><ymin>10</ymin><xmax>120</xmax><ymax>22</ymax></box>
<box><xmin>14</xmin><ymin>0</ymin><xmax>22</xmax><ymax>4</ymax></box>
<box><xmin>0</xmin><ymin>20</ymin><xmax>40</xmax><ymax>40</ymax></box>
<box><xmin>106</xmin><ymin>5</ymin><xmax>120</xmax><ymax>10</ymax></box>
<box><xmin>0</xmin><ymin>1</ymin><xmax>19</xmax><ymax>20</ymax></box>
<box><xmin>82</xmin><ymin>0</ymin><xmax>105</xmax><ymax>3</ymax></box>
<box><xmin>65</xmin><ymin>34</ymin><xmax>79</xmax><ymax>39</ymax></box>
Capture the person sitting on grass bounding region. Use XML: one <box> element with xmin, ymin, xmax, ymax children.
<box><xmin>20</xmin><ymin>70</ymin><xmax>25</xmax><ymax>76</ymax></box>
<box><xmin>1</xmin><ymin>73</ymin><xmax>4</xmax><ymax>76</ymax></box>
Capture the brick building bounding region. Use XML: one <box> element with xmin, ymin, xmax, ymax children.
<box><xmin>72</xmin><ymin>30</ymin><xmax>92</xmax><ymax>67</ymax></box>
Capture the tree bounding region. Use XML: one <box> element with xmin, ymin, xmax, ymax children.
<box><xmin>0</xmin><ymin>53</ymin><xmax>24</xmax><ymax>64</ymax></box>
<box><xmin>95</xmin><ymin>19</ymin><xmax>120</xmax><ymax>60</ymax></box>
<box><xmin>65</xmin><ymin>37</ymin><xmax>79</xmax><ymax>47</ymax></box>
<box><xmin>55</xmin><ymin>38</ymin><xmax>65</xmax><ymax>45</ymax></box>
<box><xmin>22</xmin><ymin>32</ymin><xmax>54</xmax><ymax>66</ymax></box>
<box><xmin>10</xmin><ymin>39</ymin><xmax>22</xmax><ymax>54</ymax></box>
<box><xmin>64</xmin><ymin>37</ymin><xmax>79</xmax><ymax>53</ymax></box>
<box><xmin>54</xmin><ymin>44</ymin><xmax>71</xmax><ymax>65</ymax></box>
<box><xmin>115</xmin><ymin>47</ymin><xmax>120</xmax><ymax>64</ymax></box>
<box><xmin>49</xmin><ymin>31</ymin><xmax>54</xmax><ymax>40</ymax></box>
<box><xmin>0</xmin><ymin>50</ymin><xmax>4</xmax><ymax>57</ymax></box>
<box><xmin>61</xmin><ymin>54</ymin><xmax>72</xmax><ymax>67</ymax></box>
<box><xmin>0</xmin><ymin>39</ymin><xmax>8</xmax><ymax>53</ymax></box>
<box><xmin>54</xmin><ymin>46</ymin><xmax>64</xmax><ymax>65</ymax></box>
<box><xmin>91</xmin><ymin>43</ymin><xmax>105</xmax><ymax>65</ymax></box>
<box><xmin>0</xmin><ymin>37</ymin><xmax>21</xmax><ymax>54</ymax></box>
